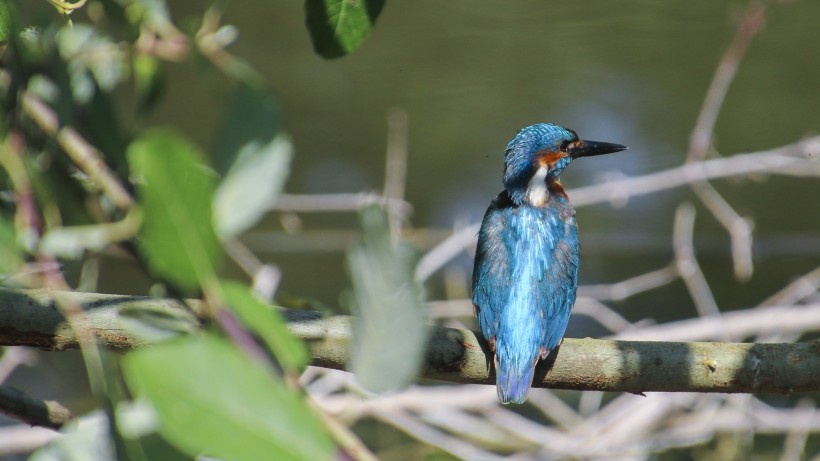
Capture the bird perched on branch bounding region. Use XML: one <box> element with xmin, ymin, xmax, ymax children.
<box><xmin>472</xmin><ymin>123</ymin><xmax>627</xmax><ymax>404</ymax></box>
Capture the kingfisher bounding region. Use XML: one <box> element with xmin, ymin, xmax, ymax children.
<box><xmin>472</xmin><ymin>123</ymin><xmax>627</xmax><ymax>404</ymax></box>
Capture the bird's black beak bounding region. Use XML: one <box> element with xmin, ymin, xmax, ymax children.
<box><xmin>569</xmin><ymin>140</ymin><xmax>628</xmax><ymax>159</ymax></box>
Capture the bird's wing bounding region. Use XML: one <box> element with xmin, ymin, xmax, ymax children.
<box><xmin>492</xmin><ymin>202</ymin><xmax>580</xmax><ymax>352</ymax></box>
<box><xmin>535</xmin><ymin>209</ymin><xmax>579</xmax><ymax>351</ymax></box>
<box><xmin>471</xmin><ymin>192</ymin><xmax>513</xmax><ymax>345</ymax></box>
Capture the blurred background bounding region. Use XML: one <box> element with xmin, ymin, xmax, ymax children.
<box><xmin>163</xmin><ymin>1</ymin><xmax>820</xmax><ymax>316</ymax></box>
<box><xmin>3</xmin><ymin>0</ymin><xmax>820</xmax><ymax>460</ymax></box>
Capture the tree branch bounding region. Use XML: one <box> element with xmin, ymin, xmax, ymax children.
<box><xmin>1</xmin><ymin>288</ymin><xmax>818</xmax><ymax>394</ymax></box>
<box><xmin>0</xmin><ymin>385</ymin><xmax>73</xmax><ymax>430</ymax></box>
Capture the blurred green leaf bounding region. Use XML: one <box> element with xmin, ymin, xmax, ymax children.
<box><xmin>305</xmin><ymin>0</ymin><xmax>386</xmax><ymax>59</ymax></box>
<box><xmin>213</xmin><ymin>84</ymin><xmax>289</xmax><ymax>237</ymax></box>
<box><xmin>214</xmin><ymin>134</ymin><xmax>292</xmax><ymax>237</ymax></box>
<box><xmin>23</xmin><ymin>147</ymin><xmax>91</xmax><ymax>228</ymax></box>
<box><xmin>346</xmin><ymin>206</ymin><xmax>427</xmax><ymax>393</ymax></box>
<box><xmin>122</xmin><ymin>333</ymin><xmax>335</xmax><ymax>461</ymax></box>
<box><xmin>212</xmin><ymin>84</ymin><xmax>280</xmax><ymax>176</ymax></box>
<box><xmin>133</xmin><ymin>53</ymin><xmax>164</xmax><ymax>113</ymax></box>
<box><xmin>221</xmin><ymin>281</ymin><xmax>309</xmax><ymax>373</ymax></box>
<box><xmin>0</xmin><ymin>216</ymin><xmax>23</xmax><ymax>276</ymax></box>
<box><xmin>125</xmin><ymin>0</ymin><xmax>173</xmax><ymax>29</ymax></box>
<box><xmin>0</xmin><ymin>1</ymin><xmax>19</xmax><ymax>44</ymax></box>
<box><xmin>128</xmin><ymin>129</ymin><xmax>221</xmax><ymax>293</ymax></box>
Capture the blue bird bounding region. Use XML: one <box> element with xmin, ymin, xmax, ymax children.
<box><xmin>472</xmin><ymin>123</ymin><xmax>627</xmax><ymax>404</ymax></box>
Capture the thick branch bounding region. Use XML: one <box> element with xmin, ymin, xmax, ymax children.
<box><xmin>0</xmin><ymin>385</ymin><xmax>73</xmax><ymax>430</ymax></box>
<box><xmin>1</xmin><ymin>289</ymin><xmax>818</xmax><ymax>394</ymax></box>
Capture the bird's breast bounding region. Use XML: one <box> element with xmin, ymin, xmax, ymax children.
<box><xmin>526</xmin><ymin>166</ymin><xmax>549</xmax><ymax>207</ymax></box>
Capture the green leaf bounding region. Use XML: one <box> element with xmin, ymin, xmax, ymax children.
<box><xmin>122</xmin><ymin>334</ymin><xmax>334</xmax><ymax>461</ymax></box>
<box><xmin>0</xmin><ymin>216</ymin><xmax>23</xmax><ymax>277</ymax></box>
<box><xmin>221</xmin><ymin>281</ymin><xmax>309</xmax><ymax>372</ymax></box>
<box><xmin>213</xmin><ymin>85</ymin><xmax>290</xmax><ymax>237</ymax></box>
<box><xmin>212</xmin><ymin>84</ymin><xmax>280</xmax><ymax>176</ymax></box>
<box><xmin>213</xmin><ymin>133</ymin><xmax>291</xmax><ymax>237</ymax></box>
<box><xmin>346</xmin><ymin>206</ymin><xmax>427</xmax><ymax>393</ymax></box>
<box><xmin>128</xmin><ymin>130</ymin><xmax>221</xmax><ymax>293</ymax></box>
<box><xmin>213</xmin><ymin>134</ymin><xmax>292</xmax><ymax>237</ymax></box>
<box><xmin>0</xmin><ymin>0</ymin><xmax>19</xmax><ymax>44</ymax></box>
<box><xmin>305</xmin><ymin>0</ymin><xmax>386</xmax><ymax>59</ymax></box>
<box><xmin>133</xmin><ymin>53</ymin><xmax>164</xmax><ymax>113</ymax></box>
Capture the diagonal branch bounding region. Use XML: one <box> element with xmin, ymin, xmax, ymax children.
<box><xmin>685</xmin><ymin>3</ymin><xmax>766</xmax><ymax>280</ymax></box>
<box><xmin>20</xmin><ymin>91</ymin><xmax>134</xmax><ymax>211</ymax></box>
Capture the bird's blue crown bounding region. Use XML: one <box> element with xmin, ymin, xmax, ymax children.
<box><xmin>503</xmin><ymin>123</ymin><xmax>577</xmax><ymax>199</ymax></box>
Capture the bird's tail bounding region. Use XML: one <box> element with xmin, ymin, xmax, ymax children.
<box><xmin>494</xmin><ymin>355</ymin><xmax>536</xmax><ymax>405</ymax></box>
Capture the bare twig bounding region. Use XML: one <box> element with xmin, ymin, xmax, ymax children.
<box><xmin>685</xmin><ymin>3</ymin><xmax>766</xmax><ymax>280</ymax></box>
<box><xmin>222</xmin><ymin>237</ymin><xmax>281</xmax><ymax>301</ymax></box>
<box><xmin>525</xmin><ymin>389</ymin><xmax>583</xmax><ymax>429</ymax></box>
<box><xmin>20</xmin><ymin>92</ymin><xmax>134</xmax><ymax>211</ymax></box>
<box><xmin>0</xmin><ymin>425</ymin><xmax>61</xmax><ymax>457</ymax></box>
<box><xmin>572</xmin><ymin>298</ymin><xmax>638</xmax><ymax>334</ymax></box>
<box><xmin>778</xmin><ymin>398</ymin><xmax>815</xmax><ymax>461</ymax></box>
<box><xmin>415</xmin><ymin>221</ymin><xmax>478</xmax><ymax>282</ymax></box>
<box><xmin>373</xmin><ymin>407</ymin><xmax>506</xmax><ymax>461</ymax></box>
<box><xmin>243</xmin><ymin>228</ymin><xmax>449</xmax><ymax>254</ymax></box>
<box><xmin>271</xmin><ymin>193</ymin><xmax>412</xmax><ymax>215</ymax></box>
<box><xmin>383</xmin><ymin>108</ymin><xmax>410</xmax><ymax>240</ymax></box>
<box><xmin>0</xmin><ymin>135</ymin><xmax>41</xmax><ymax>253</ymax></box>
<box><xmin>569</xmin><ymin>138</ymin><xmax>820</xmax><ymax>207</ymax></box>
<box><xmin>577</xmin><ymin>263</ymin><xmax>679</xmax><ymax>302</ymax></box>
<box><xmin>613</xmin><ymin>303</ymin><xmax>820</xmax><ymax>342</ymax></box>
<box><xmin>673</xmin><ymin>203</ymin><xmax>723</xmax><ymax>321</ymax></box>
<box><xmin>760</xmin><ymin>266</ymin><xmax>820</xmax><ymax>307</ymax></box>
<box><xmin>687</xmin><ymin>3</ymin><xmax>766</xmax><ymax>162</ymax></box>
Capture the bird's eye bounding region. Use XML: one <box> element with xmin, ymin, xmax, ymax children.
<box><xmin>560</xmin><ymin>141</ymin><xmax>571</xmax><ymax>151</ymax></box>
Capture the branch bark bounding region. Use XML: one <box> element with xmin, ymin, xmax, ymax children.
<box><xmin>1</xmin><ymin>288</ymin><xmax>818</xmax><ymax>394</ymax></box>
<box><xmin>0</xmin><ymin>385</ymin><xmax>73</xmax><ymax>430</ymax></box>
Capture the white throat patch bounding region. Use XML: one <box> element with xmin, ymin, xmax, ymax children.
<box><xmin>526</xmin><ymin>166</ymin><xmax>549</xmax><ymax>206</ymax></box>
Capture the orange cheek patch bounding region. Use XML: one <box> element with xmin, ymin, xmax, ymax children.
<box><xmin>536</xmin><ymin>149</ymin><xmax>565</xmax><ymax>167</ymax></box>
<box><xmin>549</xmin><ymin>178</ymin><xmax>568</xmax><ymax>199</ymax></box>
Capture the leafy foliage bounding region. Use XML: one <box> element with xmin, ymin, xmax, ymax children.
<box><xmin>128</xmin><ymin>130</ymin><xmax>221</xmax><ymax>293</ymax></box>
<box><xmin>305</xmin><ymin>0</ymin><xmax>386</xmax><ymax>58</ymax></box>
<box><xmin>346</xmin><ymin>207</ymin><xmax>427</xmax><ymax>393</ymax></box>
<box><xmin>0</xmin><ymin>217</ymin><xmax>22</xmax><ymax>277</ymax></box>
<box><xmin>0</xmin><ymin>1</ymin><xmax>18</xmax><ymax>44</ymax></box>
<box><xmin>122</xmin><ymin>333</ymin><xmax>335</xmax><ymax>461</ymax></box>
<box><xmin>0</xmin><ymin>0</ymin><xmax>416</xmax><ymax>459</ymax></box>
<box><xmin>221</xmin><ymin>281</ymin><xmax>310</xmax><ymax>373</ymax></box>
